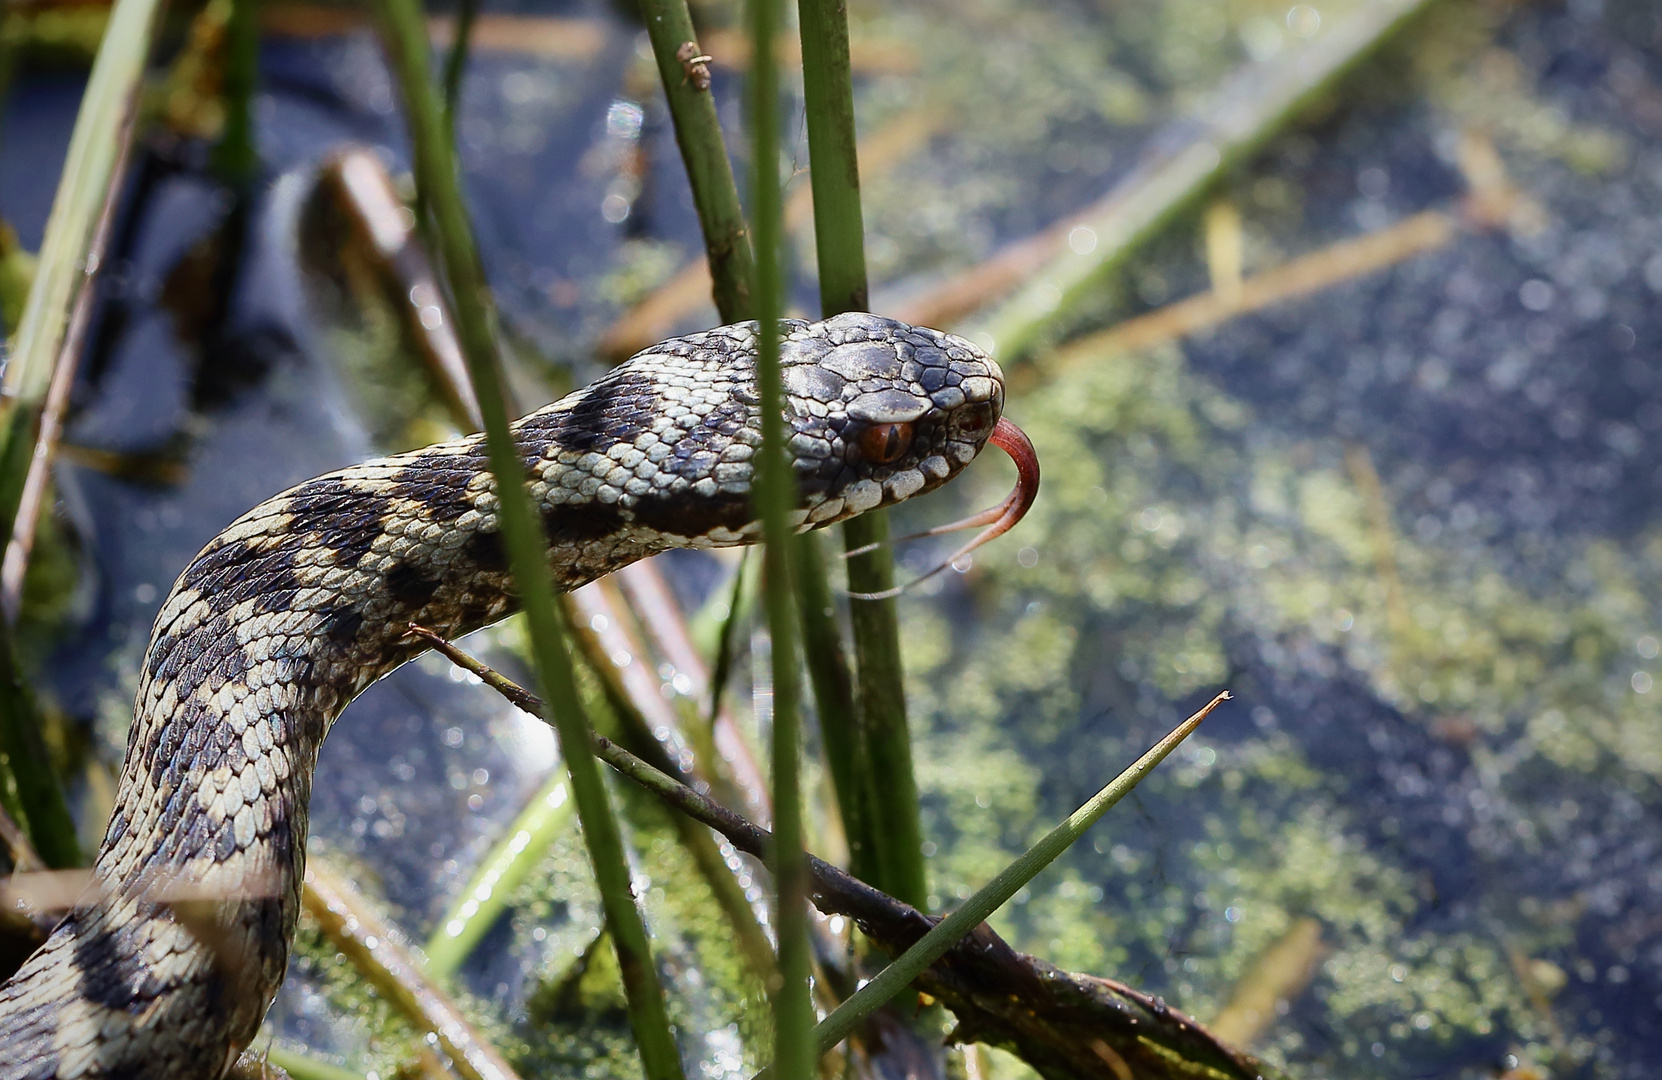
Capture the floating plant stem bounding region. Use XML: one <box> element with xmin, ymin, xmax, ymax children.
<box><xmin>303</xmin><ymin>861</ymin><xmax>522</xmax><ymax>1080</ymax></box>
<box><xmin>423</xmin><ymin>770</ymin><xmax>575</xmax><ymax>979</ymax></box>
<box><xmin>975</xmin><ymin>0</ymin><xmax>1437</xmax><ymax>361</ymax></box>
<box><xmin>262</xmin><ymin>1045</ymin><xmax>367</xmax><ymax>1080</ymax></box>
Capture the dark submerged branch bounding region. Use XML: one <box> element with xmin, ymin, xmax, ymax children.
<box><xmin>413</xmin><ymin>629</ymin><xmax>1281</xmax><ymax>1080</ymax></box>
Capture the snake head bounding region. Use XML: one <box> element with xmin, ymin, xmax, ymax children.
<box><xmin>778</xmin><ymin>312</ymin><xmax>1004</xmax><ymax>530</ymax></box>
<box><xmin>545</xmin><ymin>313</ymin><xmax>1004</xmax><ymax>551</ymax></box>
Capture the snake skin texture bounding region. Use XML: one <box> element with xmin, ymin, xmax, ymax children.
<box><xmin>0</xmin><ymin>313</ymin><xmax>1004</xmax><ymax>1078</ymax></box>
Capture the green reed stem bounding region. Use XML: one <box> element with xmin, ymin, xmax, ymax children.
<box><xmin>211</xmin><ymin>0</ymin><xmax>259</xmax><ymax>186</ymax></box>
<box><xmin>263</xmin><ymin>1046</ymin><xmax>365</xmax><ymax>1080</ymax></box>
<box><xmin>441</xmin><ymin>0</ymin><xmax>478</xmax><ymax>139</ymax></box>
<box><xmin>374</xmin><ymin>4</ymin><xmax>683</xmax><ymax>1076</ymax></box>
<box><xmin>637</xmin><ymin>0</ymin><xmax>754</xmax><ymax>322</ymax></box>
<box><xmin>0</xmin><ymin>620</ymin><xmax>77</xmax><ymax>867</ymax></box>
<box><xmin>791</xmin><ymin>534</ymin><xmax>861</xmax><ymax>837</ymax></box>
<box><xmin>0</xmin><ymin>0</ymin><xmax>159</xmax><ymax>870</ymax></box>
<box><xmin>796</xmin><ymin>0</ymin><xmax>926</xmax><ymax>910</ymax></box>
<box><xmin>807</xmin><ymin>692</ymin><xmax>1231</xmax><ymax>1058</ymax></box>
<box><xmin>746</xmin><ymin>0</ymin><xmax>811</xmax><ymax>1069</ymax></box>
<box><xmin>424</xmin><ymin>770</ymin><xmax>574</xmax><ymax>978</ymax></box>
<box><xmin>0</xmin><ymin>222</ymin><xmax>34</xmax><ymax>336</ymax></box>
<box><xmin>0</xmin><ymin>0</ymin><xmax>162</xmax><ymax>541</ymax></box>
<box><xmin>796</xmin><ymin>0</ymin><xmax>867</xmax><ymax>317</ymax></box>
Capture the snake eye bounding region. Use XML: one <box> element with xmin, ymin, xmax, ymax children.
<box><xmin>858</xmin><ymin>422</ymin><xmax>914</xmax><ymax>464</ymax></box>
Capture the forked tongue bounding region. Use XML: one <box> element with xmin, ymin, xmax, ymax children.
<box><xmin>846</xmin><ymin>417</ymin><xmax>1040</xmax><ymax>601</ymax></box>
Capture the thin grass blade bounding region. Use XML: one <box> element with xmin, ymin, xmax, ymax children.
<box><xmin>795</xmin><ymin>0</ymin><xmax>928</xmax><ymax>911</ymax></box>
<box><xmin>745</xmin><ymin>0</ymin><xmax>813</xmax><ymax>1069</ymax></box>
<box><xmin>806</xmin><ymin>691</ymin><xmax>1232</xmax><ymax>1059</ymax></box>
<box><xmin>1</xmin><ymin>0</ymin><xmax>163</xmax><ymax>536</ymax></box>
<box><xmin>636</xmin><ymin>0</ymin><xmax>754</xmax><ymax>322</ymax></box>
<box><xmin>372</xmin><ymin>3</ymin><xmax>684</xmax><ymax>1074</ymax></box>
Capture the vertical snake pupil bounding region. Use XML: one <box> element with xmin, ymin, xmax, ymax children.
<box><xmin>860</xmin><ymin>422</ymin><xmax>914</xmax><ymax>464</ymax></box>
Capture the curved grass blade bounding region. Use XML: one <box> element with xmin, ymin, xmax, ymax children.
<box><xmin>261</xmin><ymin>1046</ymin><xmax>364</xmax><ymax>1080</ymax></box>
<box><xmin>977</xmin><ymin>0</ymin><xmax>1438</xmax><ymax>361</ymax></box>
<box><xmin>303</xmin><ymin>862</ymin><xmax>522</xmax><ymax>1080</ymax></box>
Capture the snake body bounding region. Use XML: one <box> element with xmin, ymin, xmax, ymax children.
<box><xmin>0</xmin><ymin>313</ymin><xmax>1004</xmax><ymax>1078</ymax></box>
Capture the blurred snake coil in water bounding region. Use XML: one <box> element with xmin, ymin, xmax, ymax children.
<box><xmin>0</xmin><ymin>312</ymin><xmax>1039</xmax><ymax>1079</ymax></box>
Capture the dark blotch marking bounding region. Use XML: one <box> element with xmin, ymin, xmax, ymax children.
<box><xmin>155</xmin><ymin>782</ymin><xmax>190</xmax><ymax>846</ymax></box>
<box><xmin>323</xmin><ymin>607</ymin><xmax>364</xmax><ymax>646</ymax></box>
<box><xmin>254</xmin><ymin>588</ymin><xmax>298</xmax><ymax>616</ymax></box>
<box><xmin>143</xmin><ymin>618</ymin><xmax>241</xmax><ymax>787</ymax></box>
<box><xmin>72</xmin><ymin>915</ymin><xmax>150</xmax><ymax>1011</ymax></box>
<box><xmin>463</xmin><ymin>529</ymin><xmax>508</xmax><ymax>573</ymax></box>
<box><xmin>544</xmin><ymin>501</ymin><xmax>628</xmax><ymax>544</ymax></box>
<box><xmin>324</xmin><ymin>511</ymin><xmax>391</xmax><ymax>568</ymax></box>
<box><xmin>148</xmin><ymin>633</ymin><xmax>182</xmax><ymax>680</ymax></box>
<box><xmin>179</xmin><ymin>538</ymin><xmax>248</xmax><ymax>592</ymax></box>
<box><xmin>216</xmin><ymin>645</ymin><xmax>250</xmax><ymax>685</ymax></box>
<box><xmin>553</xmin><ymin>368</ymin><xmax>658</xmax><ymax>454</ymax></box>
<box><xmin>291</xmin><ymin>477</ymin><xmax>393</xmax><ymax>567</ymax></box>
<box><xmin>386</xmin><ymin>562</ymin><xmax>440</xmax><ymax>608</ymax></box>
<box><xmin>284</xmin><ymin>474</ymin><xmax>358</xmax><ymax>515</ymax></box>
<box><xmin>389</xmin><ymin>455</ymin><xmax>483</xmax><ymax>524</ymax></box>
<box><xmin>248</xmin><ymin>556</ymin><xmax>304</xmax><ymax>614</ymax></box>
<box><xmin>629</xmin><ymin>489</ymin><xmax>751</xmax><ymax>542</ymax></box>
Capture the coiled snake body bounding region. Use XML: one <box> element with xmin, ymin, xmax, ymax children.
<box><xmin>0</xmin><ymin>313</ymin><xmax>1005</xmax><ymax>1078</ymax></box>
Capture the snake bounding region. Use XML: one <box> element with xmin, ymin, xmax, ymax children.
<box><xmin>0</xmin><ymin>312</ymin><xmax>1011</xmax><ymax>1078</ymax></box>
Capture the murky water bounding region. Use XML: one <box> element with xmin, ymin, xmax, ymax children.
<box><xmin>3</xmin><ymin>0</ymin><xmax>1661</xmax><ymax>1076</ymax></box>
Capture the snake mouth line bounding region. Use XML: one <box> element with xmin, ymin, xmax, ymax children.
<box><xmin>846</xmin><ymin>416</ymin><xmax>1041</xmax><ymax>601</ymax></box>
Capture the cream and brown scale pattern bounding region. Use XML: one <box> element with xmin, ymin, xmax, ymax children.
<box><xmin>0</xmin><ymin>313</ymin><xmax>1004</xmax><ymax>1079</ymax></box>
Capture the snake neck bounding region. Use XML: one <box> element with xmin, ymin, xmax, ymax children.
<box><xmin>0</xmin><ymin>418</ymin><xmax>689</xmax><ymax>1077</ymax></box>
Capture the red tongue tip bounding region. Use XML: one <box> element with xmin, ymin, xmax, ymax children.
<box><xmin>987</xmin><ymin>416</ymin><xmax>1041</xmax><ymax>528</ymax></box>
<box><xmin>847</xmin><ymin>416</ymin><xmax>1040</xmax><ymax>601</ymax></box>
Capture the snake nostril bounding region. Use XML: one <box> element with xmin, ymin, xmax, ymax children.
<box><xmin>958</xmin><ymin>403</ymin><xmax>997</xmax><ymax>442</ymax></box>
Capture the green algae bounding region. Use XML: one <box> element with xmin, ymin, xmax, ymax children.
<box><xmin>891</xmin><ymin>320</ymin><xmax>1662</xmax><ymax>1072</ymax></box>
